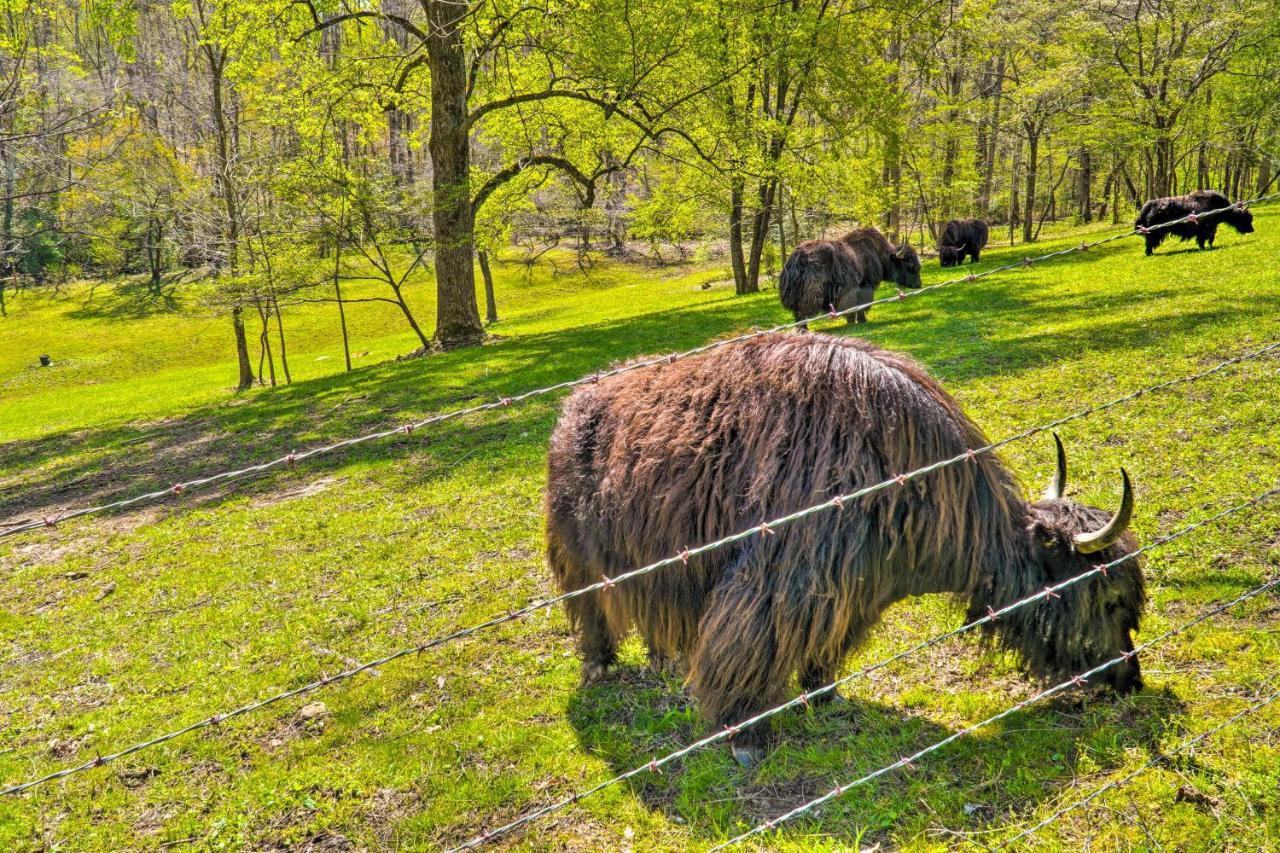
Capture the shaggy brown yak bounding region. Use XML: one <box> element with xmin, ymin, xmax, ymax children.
<box><xmin>545</xmin><ymin>334</ymin><xmax>1145</xmax><ymax>766</ymax></box>
<box><xmin>779</xmin><ymin>227</ymin><xmax>922</xmax><ymax>325</ymax></box>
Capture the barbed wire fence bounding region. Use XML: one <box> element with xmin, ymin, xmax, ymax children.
<box><xmin>710</xmin><ymin>573</ymin><xmax>1280</xmax><ymax>850</ymax></box>
<box><xmin>4</xmin><ymin>337</ymin><xmax>1278</xmax><ymax>798</ymax></box>
<box><xmin>988</xmin><ymin>683</ymin><xmax>1280</xmax><ymax>849</ymax></box>
<box><xmin>5</xmin><ymin>192</ymin><xmax>1275</xmax><ymax>540</ymax></box>
<box><xmin>444</xmin><ymin>481</ymin><xmax>1280</xmax><ymax>850</ymax></box>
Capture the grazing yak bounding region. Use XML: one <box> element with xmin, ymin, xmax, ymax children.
<box><xmin>1136</xmin><ymin>190</ymin><xmax>1254</xmax><ymax>256</ymax></box>
<box><xmin>546</xmin><ymin>333</ymin><xmax>1145</xmax><ymax>766</ymax></box>
<box><xmin>778</xmin><ymin>227</ymin><xmax>922</xmax><ymax>325</ymax></box>
<box><xmin>938</xmin><ymin>218</ymin><xmax>990</xmax><ymax>267</ymax></box>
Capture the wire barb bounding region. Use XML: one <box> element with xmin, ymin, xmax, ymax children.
<box><xmin>711</xmin><ymin>573</ymin><xmax>1280</xmax><ymax>850</ymax></box>
<box><xmin>436</xmin><ymin>481</ymin><xmax>1280</xmax><ymax>849</ymax></box>
<box><xmin>8</xmin><ymin>348</ymin><xmax>1280</xmax><ymax>802</ymax></box>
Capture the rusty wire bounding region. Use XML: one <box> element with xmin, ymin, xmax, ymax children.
<box><xmin>712</xmin><ymin>574</ymin><xmax>1280</xmax><ymax>850</ymax></box>
<box><xmin>446</xmin><ymin>480</ymin><xmax>1280</xmax><ymax>850</ymax></box>
<box><xmin>4</xmin><ymin>337</ymin><xmax>1278</xmax><ymax>798</ymax></box>
<box><xmin>991</xmin><ymin>684</ymin><xmax>1280</xmax><ymax>849</ymax></box>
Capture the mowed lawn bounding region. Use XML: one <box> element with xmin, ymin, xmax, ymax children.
<box><xmin>2</xmin><ymin>212</ymin><xmax>1279</xmax><ymax>851</ymax></box>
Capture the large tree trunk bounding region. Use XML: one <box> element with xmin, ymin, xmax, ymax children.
<box><xmin>427</xmin><ymin>1</ymin><xmax>483</xmax><ymax>349</ymax></box>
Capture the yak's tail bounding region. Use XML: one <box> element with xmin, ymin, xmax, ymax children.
<box><xmin>779</xmin><ymin>246</ymin><xmax>826</xmax><ymax>321</ymax></box>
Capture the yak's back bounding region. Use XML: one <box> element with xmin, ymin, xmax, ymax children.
<box><xmin>1137</xmin><ymin>190</ymin><xmax>1231</xmax><ymax>226</ymax></box>
<box><xmin>546</xmin><ymin>334</ymin><xmax>1023</xmax><ymax>572</ymax></box>
<box><xmin>940</xmin><ymin>219</ymin><xmax>988</xmax><ymax>248</ymax></box>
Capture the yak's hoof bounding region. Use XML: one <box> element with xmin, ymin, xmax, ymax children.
<box><xmin>647</xmin><ymin>651</ymin><xmax>684</xmax><ymax>677</ymax></box>
<box><xmin>731</xmin><ymin>743</ymin><xmax>765</xmax><ymax>769</ymax></box>
<box><xmin>580</xmin><ymin>661</ymin><xmax>609</xmax><ymax>685</ymax></box>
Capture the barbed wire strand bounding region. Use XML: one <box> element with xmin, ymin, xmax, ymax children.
<box><xmin>6</xmin><ymin>193</ymin><xmax>1275</xmax><ymax>540</ymax></box>
<box><xmin>711</xmin><ymin>574</ymin><xmax>1280</xmax><ymax>850</ymax></box>
<box><xmin>991</xmin><ymin>684</ymin><xmax>1280</xmax><ymax>849</ymax></box>
<box><xmin>4</xmin><ymin>339</ymin><xmax>1278</xmax><ymax>797</ymax></box>
<box><xmin>446</xmin><ymin>481</ymin><xmax>1280</xmax><ymax>850</ymax></box>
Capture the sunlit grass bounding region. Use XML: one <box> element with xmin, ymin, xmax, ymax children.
<box><xmin>1</xmin><ymin>212</ymin><xmax>1278</xmax><ymax>850</ymax></box>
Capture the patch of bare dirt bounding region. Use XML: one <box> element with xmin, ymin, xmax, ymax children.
<box><xmin>249</xmin><ymin>475</ymin><xmax>346</xmax><ymax>508</ymax></box>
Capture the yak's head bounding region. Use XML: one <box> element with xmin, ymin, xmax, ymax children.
<box><xmin>989</xmin><ymin>435</ymin><xmax>1146</xmax><ymax>694</ymax></box>
<box><xmin>938</xmin><ymin>246</ymin><xmax>962</xmax><ymax>268</ymax></box>
<box><xmin>891</xmin><ymin>243</ymin><xmax>923</xmax><ymax>289</ymax></box>
<box><xmin>1224</xmin><ymin>204</ymin><xmax>1255</xmax><ymax>235</ymax></box>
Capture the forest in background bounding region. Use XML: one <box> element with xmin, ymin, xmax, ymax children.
<box><xmin>2</xmin><ymin>0</ymin><xmax>1278</xmax><ymax>385</ymax></box>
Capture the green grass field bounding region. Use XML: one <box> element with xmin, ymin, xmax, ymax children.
<box><xmin>2</xmin><ymin>213</ymin><xmax>1279</xmax><ymax>852</ymax></box>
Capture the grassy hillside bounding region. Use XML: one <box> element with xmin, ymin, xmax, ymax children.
<box><xmin>2</xmin><ymin>212</ymin><xmax>1279</xmax><ymax>851</ymax></box>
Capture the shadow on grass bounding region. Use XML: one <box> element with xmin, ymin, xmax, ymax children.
<box><xmin>563</xmin><ymin>662</ymin><xmax>1186</xmax><ymax>846</ymax></box>
<box><xmin>63</xmin><ymin>276</ymin><xmax>189</xmax><ymax>321</ymax></box>
<box><xmin>1</xmin><ymin>232</ymin><xmax>1270</xmax><ymax>531</ymax></box>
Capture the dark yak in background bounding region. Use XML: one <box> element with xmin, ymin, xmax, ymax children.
<box><xmin>938</xmin><ymin>218</ymin><xmax>990</xmax><ymax>267</ymax></box>
<box><xmin>1136</xmin><ymin>189</ymin><xmax>1254</xmax><ymax>256</ymax></box>
<box><xmin>545</xmin><ymin>333</ymin><xmax>1145</xmax><ymax>766</ymax></box>
<box><xmin>778</xmin><ymin>226</ymin><xmax>922</xmax><ymax>324</ymax></box>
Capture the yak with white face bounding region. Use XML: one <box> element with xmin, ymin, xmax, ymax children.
<box><xmin>545</xmin><ymin>333</ymin><xmax>1145</xmax><ymax>766</ymax></box>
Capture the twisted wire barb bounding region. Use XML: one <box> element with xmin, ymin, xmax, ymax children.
<box><xmin>446</xmin><ymin>481</ymin><xmax>1280</xmax><ymax>850</ymax></box>
<box><xmin>712</xmin><ymin>575</ymin><xmax>1280</xmax><ymax>850</ymax></box>
<box><xmin>993</xmin><ymin>684</ymin><xmax>1280</xmax><ymax>849</ymax></box>
<box><xmin>7</xmin><ymin>192</ymin><xmax>1274</xmax><ymax>540</ymax></box>
<box><xmin>4</xmin><ymin>340</ymin><xmax>1278</xmax><ymax>797</ymax></box>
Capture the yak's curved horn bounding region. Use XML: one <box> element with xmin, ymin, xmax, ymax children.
<box><xmin>894</xmin><ymin>244</ymin><xmax>909</xmax><ymax>259</ymax></box>
<box><xmin>1074</xmin><ymin>469</ymin><xmax>1135</xmax><ymax>554</ymax></box>
<box><xmin>1043</xmin><ymin>433</ymin><xmax>1067</xmax><ymax>500</ymax></box>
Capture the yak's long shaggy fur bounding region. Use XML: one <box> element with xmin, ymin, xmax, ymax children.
<box><xmin>778</xmin><ymin>227</ymin><xmax>922</xmax><ymax>325</ymax></box>
<box><xmin>938</xmin><ymin>218</ymin><xmax>990</xmax><ymax>267</ymax></box>
<box><xmin>1136</xmin><ymin>189</ymin><xmax>1255</xmax><ymax>255</ymax></box>
<box><xmin>545</xmin><ymin>334</ymin><xmax>1146</xmax><ymax>754</ymax></box>
<box><xmin>776</xmin><ymin>239</ymin><xmax>863</xmax><ymax>325</ymax></box>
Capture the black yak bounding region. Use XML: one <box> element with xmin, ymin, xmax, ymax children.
<box><xmin>1136</xmin><ymin>190</ymin><xmax>1254</xmax><ymax>256</ymax></box>
<box><xmin>938</xmin><ymin>218</ymin><xmax>990</xmax><ymax>267</ymax></box>
<box><xmin>778</xmin><ymin>227</ymin><xmax>922</xmax><ymax>325</ymax></box>
<box><xmin>545</xmin><ymin>333</ymin><xmax>1144</xmax><ymax>766</ymax></box>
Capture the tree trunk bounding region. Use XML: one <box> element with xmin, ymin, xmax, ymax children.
<box><xmin>775</xmin><ymin>183</ymin><xmax>787</xmax><ymax>264</ymax></box>
<box><xmin>271</xmin><ymin>291</ymin><xmax>291</xmax><ymax>383</ymax></box>
<box><xmin>149</xmin><ymin>219</ymin><xmax>164</xmax><ymax>290</ymax></box>
<box><xmin>1009</xmin><ymin>142</ymin><xmax>1021</xmax><ymax>245</ymax></box>
<box><xmin>1153</xmin><ymin>128</ymin><xmax>1174</xmax><ymax>198</ymax></box>
<box><xmin>391</xmin><ymin>283</ymin><xmax>431</xmax><ymax>349</ymax></box>
<box><xmin>232</xmin><ymin>306</ymin><xmax>254</xmax><ymax>390</ymax></box>
<box><xmin>1023</xmin><ymin>127</ymin><xmax>1039</xmax><ymax>244</ymax></box>
<box><xmin>478</xmin><ymin>249</ymin><xmax>498</xmax><ymax>323</ymax></box>
<box><xmin>1078</xmin><ymin>148</ymin><xmax>1092</xmax><ymax>223</ymax></box>
<box><xmin>1112</xmin><ymin>166</ymin><xmax>1121</xmax><ymax>224</ymax></box>
<box><xmin>977</xmin><ymin>54</ymin><xmax>1005</xmax><ymax>216</ymax></box>
<box><xmin>743</xmin><ymin>178</ymin><xmax>777</xmax><ymax>293</ymax></box>
<box><xmin>427</xmin><ymin>2</ymin><xmax>483</xmax><ymax>349</ymax></box>
<box><xmin>728</xmin><ymin>180</ymin><xmax>749</xmax><ymax>294</ymax></box>
<box><xmin>257</xmin><ymin>300</ymin><xmax>276</xmax><ymax>387</ymax></box>
<box><xmin>882</xmin><ymin>131</ymin><xmax>902</xmax><ymax>242</ymax></box>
